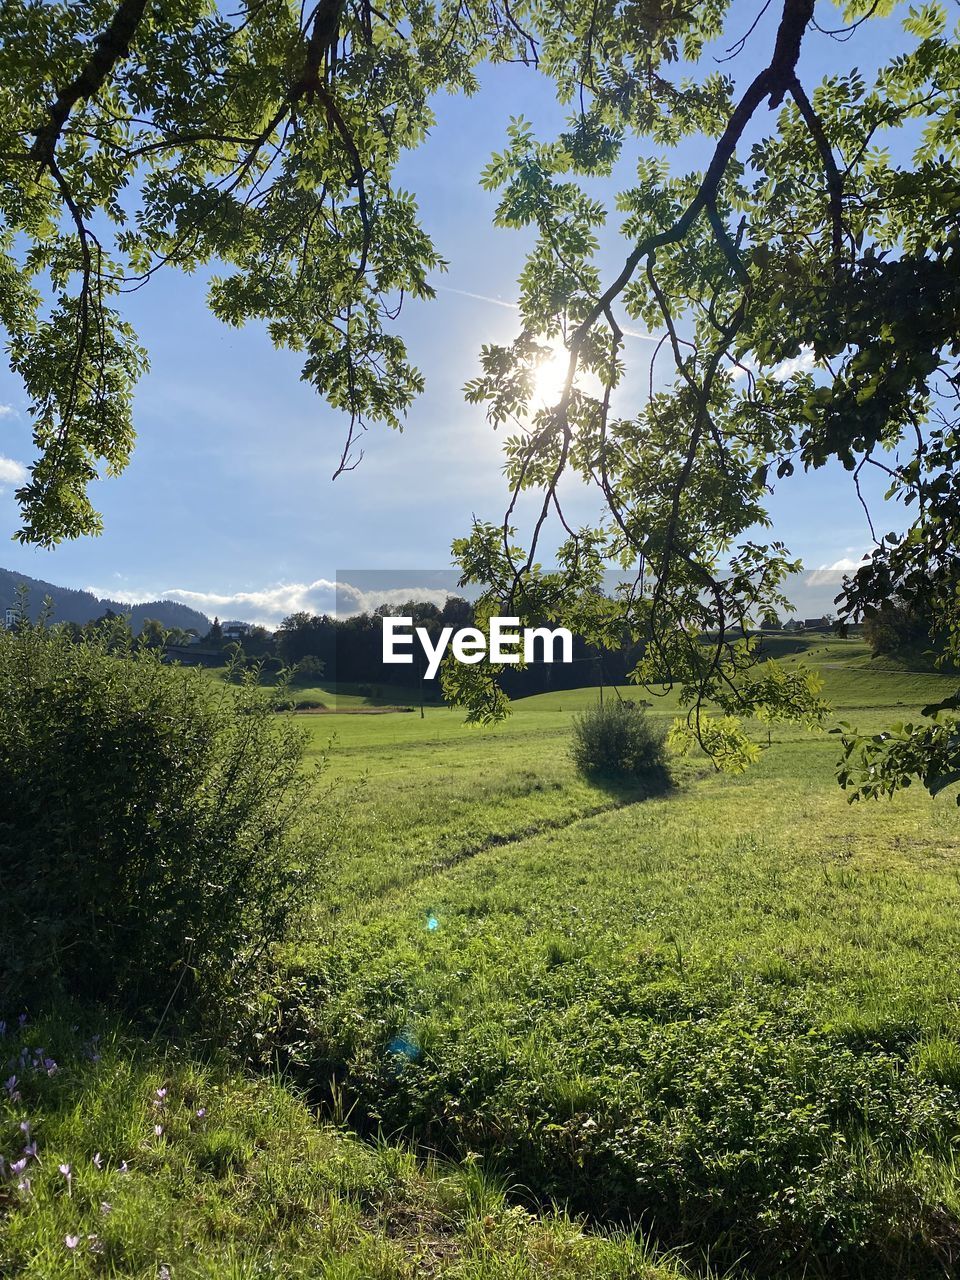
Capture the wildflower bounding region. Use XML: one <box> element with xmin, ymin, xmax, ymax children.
<box><xmin>65</xmin><ymin>1235</ymin><xmax>80</xmax><ymax>1250</ymax></box>
<box><xmin>155</xmin><ymin>1087</ymin><xmax>167</xmax><ymax>1100</ymax></box>
<box><xmin>92</xmin><ymin>1152</ymin><xmax>103</xmax><ymax>1169</ymax></box>
<box><xmin>0</xmin><ymin>1021</ymin><xmax>6</xmax><ymax>1036</ymax></box>
<box><xmin>59</xmin><ymin>1162</ymin><xmax>71</xmax><ymax>1177</ymax></box>
<box><xmin>119</xmin><ymin>1160</ymin><xmax>129</xmax><ymax>1174</ymax></box>
<box><xmin>87</xmin><ymin>1234</ymin><xmax>102</xmax><ymax>1254</ymax></box>
<box><xmin>17</xmin><ymin>1177</ymin><xmax>30</xmax><ymax>1194</ymax></box>
<box><xmin>196</xmin><ymin>1108</ymin><xmax>206</xmax><ymax>1119</ymax></box>
<box><xmin>4</xmin><ymin>1075</ymin><xmax>17</xmax><ymax>1093</ymax></box>
<box><xmin>44</xmin><ymin>1058</ymin><xmax>58</xmax><ymax>1077</ymax></box>
<box><xmin>159</xmin><ymin>1267</ymin><xmax>171</xmax><ymax>1279</ymax></box>
<box><xmin>59</xmin><ymin>1163</ymin><xmax>72</xmax><ymax>1194</ymax></box>
<box><xmin>154</xmin><ymin>1124</ymin><xmax>163</xmax><ymax>1137</ymax></box>
<box><xmin>100</xmin><ymin>1201</ymin><xmax>112</xmax><ymax>1215</ymax></box>
<box><xmin>17</xmin><ymin>1014</ymin><xmax>27</xmax><ymax>1028</ymax></box>
<box><xmin>10</xmin><ymin>1158</ymin><xmax>27</xmax><ymax>1174</ymax></box>
<box><xmin>19</xmin><ymin>1119</ymin><xmax>29</xmax><ymax>1135</ymax></box>
<box><xmin>23</xmin><ymin>1141</ymin><xmax>37</xmax><ymax>1159</ymax></box>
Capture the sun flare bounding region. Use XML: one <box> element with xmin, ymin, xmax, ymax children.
<box><xmin>531</xmin><ymin>343</ymin><xmax>571</xmax><ymax>408</ymax></box>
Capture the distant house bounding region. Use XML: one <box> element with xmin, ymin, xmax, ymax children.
<box><xmin>222</xmin><ymin>621</ymin><xmax>252</xmax><ymax>642</ymax></box>
<box><xmin>801</xmin><ymin>617</ymin><xmax>831</xmax><ymax>631</ymax></box>
<box><xmin>3</xmin><ymin>607</ymin><xmax>19</xmax><ymax>630</ymax></box>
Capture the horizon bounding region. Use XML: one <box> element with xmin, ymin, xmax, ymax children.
<box><xmin>0</xmin><ymin>563</ymin><xmax>858</xmax><ymax>632</ymax></box>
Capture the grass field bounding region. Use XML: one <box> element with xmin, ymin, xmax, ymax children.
<box><xmin>5</xmin><ymin>637</ymin><xmax>960</xmax><ymax>1277</ymax></box>
<box><xmin>282</xmin><ymin>637</ymin><xmax>960</xmax><ymax>1276</ymax></box>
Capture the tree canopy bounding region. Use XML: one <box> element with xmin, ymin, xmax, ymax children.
<box><xmin>2</xmin><ymin>0</ymin><xmax>960</xmax><ymax>795</ymax></box>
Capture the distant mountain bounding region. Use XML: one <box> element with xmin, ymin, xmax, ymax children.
<box><xmin>0</xmin><ymin>567</ymin><xmax>211</xmax><ymax>635</ymax></box>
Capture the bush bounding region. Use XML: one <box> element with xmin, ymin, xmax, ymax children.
<box><xmin>570</xmin><ymin>698</ymin><xmax>668</xmax><ymax>781</ymax></box>
<box><xmin>0</xmin><ymin>621</ymin><xmax>328</xmax><ymax>1025</ymax></box>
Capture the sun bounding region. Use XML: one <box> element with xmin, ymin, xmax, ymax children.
<box><xmin>531</xmin><ymin>342</ymin><xmax>571</xmax><ymax>409</ymax></box>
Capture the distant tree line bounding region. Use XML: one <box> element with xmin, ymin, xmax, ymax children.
<box><xmin>271</xmin><ymin>599</ymin><xmax>646</xmax><ymax>699</ymax></box>
<box><xmin>40</xmin><ymin>597</ymin><xmax>849</xmax><ymax>698</ymax></box>
<box><xmin>26</xmin><ymin>598</ymin><xmax>638</xmax><ymax>699</ymax></box>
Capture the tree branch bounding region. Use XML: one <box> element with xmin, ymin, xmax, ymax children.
<box><xmin>31</xmin><ymin>0</ymin><xmax>150</xmax><ymax>167</ymax></box>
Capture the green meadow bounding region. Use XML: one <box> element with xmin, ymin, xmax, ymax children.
<box><xmin>5</xmin><ymin>637</ymin><xmax>960</xmax><ymax>1278</ymax></box>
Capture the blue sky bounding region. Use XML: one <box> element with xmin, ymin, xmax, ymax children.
<box><xmin>0</xmin><ymin>4</ymin><xmax>907</xmax><ymax>625</ymax></box>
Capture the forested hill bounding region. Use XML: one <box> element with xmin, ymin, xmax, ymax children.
<box><xmin>0</xmin><ymin>567</ymin><xmax>210</xmax><ymax>635</ymax></box>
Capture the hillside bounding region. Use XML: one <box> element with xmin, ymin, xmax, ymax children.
<box><xmin>0</xmin><ymin>566</ymin><xmax>210</xmax><ymax>634</ymax></box>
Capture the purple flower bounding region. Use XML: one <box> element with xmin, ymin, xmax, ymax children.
<box><xmin>4</xmin><ymin>1075</ymin><xmax>17</xmax><ymax>1093</ymax></box>
<box><xmin>0</xmin><ymin>1021</ymin><xmax>6</xmax><ymax>1037</ymax></box>
<box><xmin>196</xmin><ymin>1107</ymin><xmax>206</xmax><ymax>1118</ymax></box>
<box><xmin>17</xmin><ymin>1177</ymin><xmax>31</xmax><ymax>1194</ymax></box>
<box><xmin>17</xmin><ymin>1013</ymin><xmax>27</xmax><ymax>1027</ymax></box>
<box><xmin>65</xmin><ymin>1234</ymin><xmax>79</xmax><ymax>1250</ymax></box>
<box><xmin>10</xmin><ymin>1158</ymin><xmax>27</xmax><ymax>1174</ymax></box>
<box><xmin>155</xmin><ymin>1087</ymin><xmax>167</xmax><ymax>1100</ymax></box>
<box><xmin>44</xmin><ymin>1058</ymin><xmax>58</xmax><ymax>1077</ymax></box>
<box><xmin>119</xmin><ymin>1160</ymin><xmax>129</xmax><ymax>1174</ymax></box>
<box><xmin>154</xmin><ymin>1124</ymin><xmax>163</xmax><ymax>1137</ymax></box>
<box><xmin>19</xmin><ymin>1120</ymin><xmax>30</xmax><ymax>1134</ymax></box>
<box><xmin>59</xmin><ymin>1162</ymin><xmax>71</xmax><ymax>1177</ymax></box>
<box><xmin>23</xmin><ymin>1141</ymin><xmax>37</xmax><ymax>1159</ymax></box>
<box><xmin>92</xmin><ymin>1152</ymin><xmax>102</xmax><ymax>1169</ymax></box>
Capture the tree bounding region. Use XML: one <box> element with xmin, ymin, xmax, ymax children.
<box><xmin>0</xmin><ymin>0</ymin><xmax>532</xmax><ymax>545</ymax></box>
<box><xmin>3</xmin><ymin>0</ymin><xmax>960</xmax><ymax>797</ymax></box>
<box><xmin>449</xmin><ymin>0</ymin><xmax>960</xmax><ymax>801</ymax></box>
<box><xmin>861</xmin><ymin>597</ymin><xmax>932</xmax><ymax>659</ymax></box>
<box><xmin>140</xmin><ymin>617</ymin><xmax>167</xmax><ymax>649</ymax></box>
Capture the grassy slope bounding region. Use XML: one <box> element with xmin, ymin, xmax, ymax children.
<box><xmin>206</xmin><ymin>666</ymin><xmax>428</xmax><ymax>711</ymax></box>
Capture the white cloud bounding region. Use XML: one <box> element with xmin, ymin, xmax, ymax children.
<box><xmin>0</xmin><ymin>405</ymin><xmax>15</xmax><ymax>419</ymax></box>
<box><xmin>805</xmin><ymin>556</ymin><xmax>868</xmax><ymax>587</ymax></box>
<box><xmin>85</xmin><ymin>578</ymin><xmax>458</xmax><ymax>627</ymax></box>
<box><xmin>0</xmin><ymin>454</ymin><xmax>27</xmax><ymax>486</ymax></box>
<box><xmin>731</xmin><ymin>347</ymin><xmax>817</xmax><ymax>383</ymax></box>
<box><xmin>771</xmin><ymin>346</ymin><xmax>817</xmax><ymax>381</ymax></box>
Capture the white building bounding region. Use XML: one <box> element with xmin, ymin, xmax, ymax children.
<box><xmin>222</xmin><ymin>621</ymin><xmax>252</xmax><ymax>642</ymax></box>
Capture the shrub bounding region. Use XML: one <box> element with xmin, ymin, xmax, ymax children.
<box><xmin>0</xmin><ymin>621</ymin><xmax>328</xmax><ymax>1025</ymax></box>
<box><xmin>571</xmin><ymin>699</ymin><xmax>668</xmax><ymax>781</ymax></box>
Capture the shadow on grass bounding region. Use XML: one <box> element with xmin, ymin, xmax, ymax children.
<box><xmin>580</xmin><ymin>764</ymin><xmax>675</xmax><ymax>801</ymax></box>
